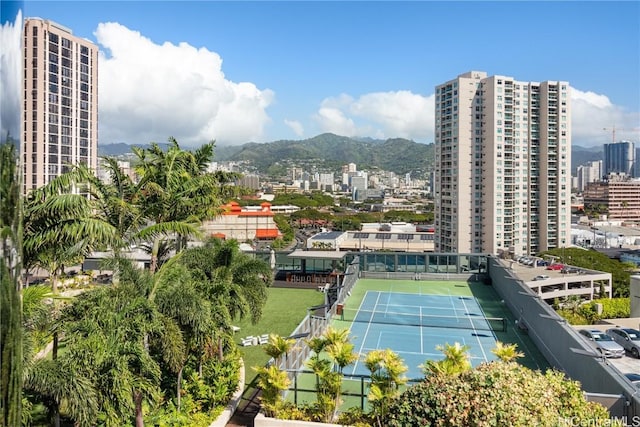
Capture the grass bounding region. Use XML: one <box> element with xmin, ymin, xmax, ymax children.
<box><xmin>233</xmin><ymin>287</ymin><xmax>325</xmax><ymax>400</ymax></box>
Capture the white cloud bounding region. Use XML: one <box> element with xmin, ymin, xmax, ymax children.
<box><xmin>570</xmin><ymin>88</ymin><xmax>640</xmax><ymax>145</ymax></box>
<box><xmin>314</xmin><ymin>91</ymin><xmax>434</xmax><ymax>142</ymax></box>
<box><xmin>312</xmin><ymin>88</ymin><xmax>639</xmax><ymax>146</ymax></box>
<box><xmin>284</xmin><ymin>119</ymin><xmax>304</xmax><ymax>137</ymax></box>
<box><xmin>95</xmin><ymin>22</ymin><xmax>274</xmax><ymax>146</ymax></box>
<box><xmin>314</xmin><ymin>104</ymin><xmax>359</xmax><ymax>137</ymax></box>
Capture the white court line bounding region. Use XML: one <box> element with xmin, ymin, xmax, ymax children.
<box><xmin>460</xmin><ymin>296</ymin><xmax>489</xmax><ymax>362</ymax></box>
<box><xmin>350</xmin><ymin>291</ymin><xmax>383</xmax><ymax>375</ymax></box>
<box><xmin>420</xmin><ymin>305</ymin><xmax>424</xmax><ymax>353</ymax></box>
<box><xmin>448</xmin><ymin>291</ymin><xmax>460</xmax><ymax>322</ymax></box>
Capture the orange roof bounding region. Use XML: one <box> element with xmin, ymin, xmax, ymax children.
<box><xmin>211</xmin><ymin>232</ymin><xmax>226</xmax><ymax>239</ymax></box>
<box><xmin>255</xmin><ymin>228</ymin><xmax>279</xmax><ymax>239</ymax></box>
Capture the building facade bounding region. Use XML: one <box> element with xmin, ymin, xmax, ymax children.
<box><xmin>200</xmin><ymin>201</ymin><xmax>281</xmax><ymax>242</ymax></box>
<box><xmin>604</xmin><ymin>141</ymin><xmax>636</xmax><ymax>178</ymax></box>
<box><xmin>434</xmin><ymin>71</ymin><xmax>571</xmax><ymax>256</ymax></box>
<box><xmin>583</xmin><ymin>174</ymin><xmax>640</xmax><ymax>221</ymax></box>
<box><xmin>22</xmin><ymin>18</ymin><xmax>98</xmax><ymax>193</ymax></box>
<box><xmin>576</xmin><ymin>160</ymin><xmax>602</xmax><ymax>192</ymax></box>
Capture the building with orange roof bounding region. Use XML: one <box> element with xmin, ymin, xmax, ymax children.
<box><xmin>201</xmin><ymin>201</ymin><xmax>281</xmax><ymax>242</ymax></box>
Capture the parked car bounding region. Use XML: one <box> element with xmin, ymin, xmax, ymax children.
<box><xmin>537</xmin><ymin>260</ymin><xmax>550</xmax><ymax>267</ymax></box>
<box><xmin>578</xmin><ymin>329</ymin><xmax>625</xmax><ymax>358</ymax></box>
<box><xmin>533</xmin><ymin>275</ymin><xmax>550</xmax><ymax>281</ymax></box>
<box><xmin>561</xmin><ymin>267</ymin><xmax>579</xmax><ymax>274</ymax></box>
<box><xmin>546</xmin><ymin>264</ymin><xmax>565</xmax><ymax>271</ymax></box>
<box><xmin>606</xmin><ymin>328</ymin><xmax>640</xmax><ymax>358</ymax></box>
<box><xmin>625</xmin><ymin>373</ymin><xmax>640</xmax><ymax>388</ymax></box>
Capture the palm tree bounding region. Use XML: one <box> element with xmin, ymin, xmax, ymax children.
<box><xmin>253</xmin><ymin>364</ymin><xmax>290</xmax><ymax>418</ymax></box>
<box><xmin>263</xmin><ymin>334</ymin><xmax>296</xmax><ymax>368</ymax></box>
<box><xmin>0</xmin><ymin>140</ymin><xmax>23</xmax><ymax>427</ymax></box>
<box><xmin>178</xmin><ymin>238</ymin><xmax>272</xmax><ymax>360</ymax></box>
<box><xmin>153</xmin><ymin>263</ymin><xmax>213</xmax><ymax>410</ymax></box>
<box><xmin>421</xmin><ymin>342</ymin><xmax>472</xmax><ymax>376</ymax></box>
<box><xmin>22</xmin><ymin>169</ymin><xmax>120</xmax><ymax>293</ymax></box>
<box><xmin>131</xmin><ymin>139</ymin><xmax>236</xmax><ymax>273</ymax></box>
<box><xmin>60</xmin><ymin>262</ymin><xmax>185</xmax><ymax>427</ymax></box>
<box><xmin>23</xmin><ymin>358</ymin><xmax>98</xmax><ymax>427</ymax></box>
<box><xmin>363</xmin><ymin>349</ymin><xmax>408</xmax><ymax>427</ymax></box>
<box><xmin>491</xmin><ymin>341</ymin><xmax>524</xmax><ymax>362</ymax></box>
<box><xmin>326</xmin><ymin>341</ymin><xmax>358</xmax><ymax>374</ymax></box>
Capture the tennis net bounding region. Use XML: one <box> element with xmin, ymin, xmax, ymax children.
<box><xmin>340</xmin><ymin>308</ymin><xmax>507</xmax><ymax>332</ymax></box>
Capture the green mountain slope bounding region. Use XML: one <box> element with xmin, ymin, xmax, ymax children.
<box><xmin>216</xmin><ymin>133</ymin><xmax>434</xmax><ymax>175</ymax></box>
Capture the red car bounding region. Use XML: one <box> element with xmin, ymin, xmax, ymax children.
<box><xmin>546</xmin><ymin>263</ymin><xmax>565</xmax><ymax>271</ymax></box>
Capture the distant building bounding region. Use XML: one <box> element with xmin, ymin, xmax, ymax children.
<box><xmin>576</xmin><ymin>160</ymin><xmax>602</xmax><ymax>192</ymax></box>
<box><xmin>306</xmin><ymin>222</ymin><xmax>436</xmax><ymax>252</ymax></box>
<box><xmin>201</xmin><ymin>201</ymin><xmax>281</xmax><ymax>242</ymax></box>
<box><xmin>583</xmin><ymin>174</ymin><xmax>640</xmax><ymax>221</ymax></box>
<box><xmin>237</xmin><ymin>174</ymin><xmax>260</xmax><ymax>190</ymax></box>
<box><xmin>23</xmin><ymin>18</ymin><xmax>99</xmax><ymax>193</ymax></box>
<box><xmin>604</xmin><ymin>141</ymin><xmax>635</xmax><ymax>178</ymax></box>
<box><xmin>350</xmin><ymin>175</ymin><xmax>368</xmax><ymax>201</ymax></box>
<box><xmin>434</xmin><ymin>71</ymin><xmax>571</xmax><ymax>256</ymax></box>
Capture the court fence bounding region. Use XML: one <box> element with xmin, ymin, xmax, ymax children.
<box><xmin>271</xmin><ymin>257</ymin><xmax>361</xmax><ymax>381</ymax></box>
<box><xmin>285</xmin><ymin>369</ymin><xmax>423</xmax><ymax>411</ymax></box>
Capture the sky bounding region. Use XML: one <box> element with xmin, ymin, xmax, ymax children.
<box><xmin>22</xmin><ymin>0</ymin><xmax>640</xmax><ymax>148</ymax></box>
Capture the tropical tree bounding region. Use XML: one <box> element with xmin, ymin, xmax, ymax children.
<box><xmin>178</xmin><ymin>238</ymin><xmax>272</xmax><ymax>360</ymax></box>
<box><xmin>22</xmin><ymin>168</ymin><xmax>120</xmax><ymax>292</ymax></box>
<box><xmin>491</xmin><ymin>341</ymin><xmax>524</xmax><ymax>362</ymax></box>
<box><xmin>0</xmin><ymin>141</ymin><xmax>23</xmax><ymax>427</ymax></box>
<box><xmin>152</xmin><ymin>263</ymin><xmax>213</xmax><ymax>411</ymax></box>
<box><xmin>131</xmin><ymin>138</ymin><xmax>238</xmax><ymax>273</ymax></box>
<box><xmin>60</xmin><ymin>258</ymin><xmax>188</xmax><ymax>427</ymax></box>
<box><xmin>363</xmin><ymin>348</ymin><xmax>408</xmax><ymax>427</ymax></box>
<box><xmin>23</xmin><ymin>358</ymin><xmax>98</xmax><ymax>427</ymax></box>
<box><xmin>253</xmin><ymin>364</ymin><xmax>290</xmax><ymax>418</ymax></box>
<box><xmin>421</xmin><ymin>342</ymin><xmax>471</xmax><ymax>376</ymax></box>
<box><xmin>263</xmin><ymin>334</ymin><xmax>296</xmax><ymax>367</ymax></box>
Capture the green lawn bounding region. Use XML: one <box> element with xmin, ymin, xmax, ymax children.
<box><xmin>233</xmin><ymin>287</ymin><xmax>325</xmax><ymax>400</ymax></box>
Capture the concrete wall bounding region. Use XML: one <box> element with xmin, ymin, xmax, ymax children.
<box><xmin>632</xmin><ymin>275</ymin><xmax>640</xmax><ymax>318</ymax></box>
<box><xmin>488</xmin><ymin>257</ymin><xmax>640</xmax><ymax>418</ymax></box>
<box><xmin>254</xmin><ymin>413</ymin><xmax>344</xmax><ymax>427</ymax></box>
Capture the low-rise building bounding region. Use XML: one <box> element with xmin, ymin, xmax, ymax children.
<box><xmin>583</xmin><ymin>174</ymin><xmax>640</xmax><ymax>221</ymax></box>
<box><xmin>201</xmin><ymin>201</ymin><xmax>281</xmax><ymax>242</ymax></box>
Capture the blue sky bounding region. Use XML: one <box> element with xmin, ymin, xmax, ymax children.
<box><xmin>23</xmin><ymin>1</ymin><xmax>640</xmax><ymax>147</ymax></box>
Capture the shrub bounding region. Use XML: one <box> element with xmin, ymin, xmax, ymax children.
<box><xmin>591</xmin><ymin>297</ymin><xmax>630</xmax><ymax>319</ymax></box>
<box><xmin>386</xmin><ymin>362</ymin><xmax>616</xmax><ymax>427</ymax></box>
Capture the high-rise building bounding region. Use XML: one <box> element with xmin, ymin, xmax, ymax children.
<box><xmin>22</xmin><ymin>18</ymin><xmax>98</xmax><ymax>193</ymax></box>
<box><xmin>576</xmin><ymin>160</ymin><xmax>602</xmax><ymax>192</ymax></box>
<box><xmin>604</xmin><ymin>141</ymin><xmax>635</xmax><ymax>178</ymax></box>
<box><xmin>434</xmin><ymin>71</ymin><xmax>571</xmax><ymax>256</ymax></box>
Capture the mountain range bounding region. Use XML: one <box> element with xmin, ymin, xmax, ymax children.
<box><xmin>98</xmin><ymin>133</ymin><xmax>604</xmax><ymax>177</ymax></box>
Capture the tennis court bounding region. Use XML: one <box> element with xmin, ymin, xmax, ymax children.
<box><xmin>341</xmin><ymin>290</ymin><xmax>502</xmax><ymax>380</ymax></box>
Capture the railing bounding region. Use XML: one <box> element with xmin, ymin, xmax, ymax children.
<box><xmin>272</xmin><ymin>257</ymin><xmax>361</xmax><ymax>383</ymax></box>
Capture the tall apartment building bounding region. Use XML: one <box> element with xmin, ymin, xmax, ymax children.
<box><xmin>604</xmin><ymin>141</ymin><xmax>636</xmax><ymax>178</ymax></box>
<box><xmin>22</xmin><ymin>18</ymin><xmax>98</xmax><ymax>193</ymax></box>
<box><xmin>576</xmin><ymin>160</ymin><xmax>602</xmax><ymax>192</ymax></box>
<box><xmin>434</xmin><ymin>71</ymin><xmax>571</xmax><ymax>256</ymax></box>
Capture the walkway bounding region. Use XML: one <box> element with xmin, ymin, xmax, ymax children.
<box><xmin>226</xmin><ymin>389</ymin><xmax>261</xmax><ymax>427</ymax></box>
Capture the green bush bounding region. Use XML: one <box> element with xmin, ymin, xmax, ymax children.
<box><xmin>386</xmin><ymin>362</ymin><xmax>616</xmax><ymax>427</ymax></box>
<box><xmin>591</xmin><ymin>298</ymin><xmax>630</xmax><ymax>319</ymax></box>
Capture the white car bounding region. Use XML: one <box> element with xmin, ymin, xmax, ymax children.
<box><xmin>578</xmin><ymin>329</ymin><xmax>625</xmax><ymax>358</ymax></box>
<box><xmin>533</xmin><ymin>275</ymin><xmax>549</xmax><ymax>281</ymax></box>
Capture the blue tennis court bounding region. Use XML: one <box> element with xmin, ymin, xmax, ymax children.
<box><xmin>343</xmin><ymin>291</ymin><xmax>500</xmax><ymax>380</ymax></box>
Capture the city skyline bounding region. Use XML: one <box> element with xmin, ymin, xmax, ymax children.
<box><xmin>24</xmin><ymin>1</ymin><xmax>640</xmax><ymax>148</ymax></box>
